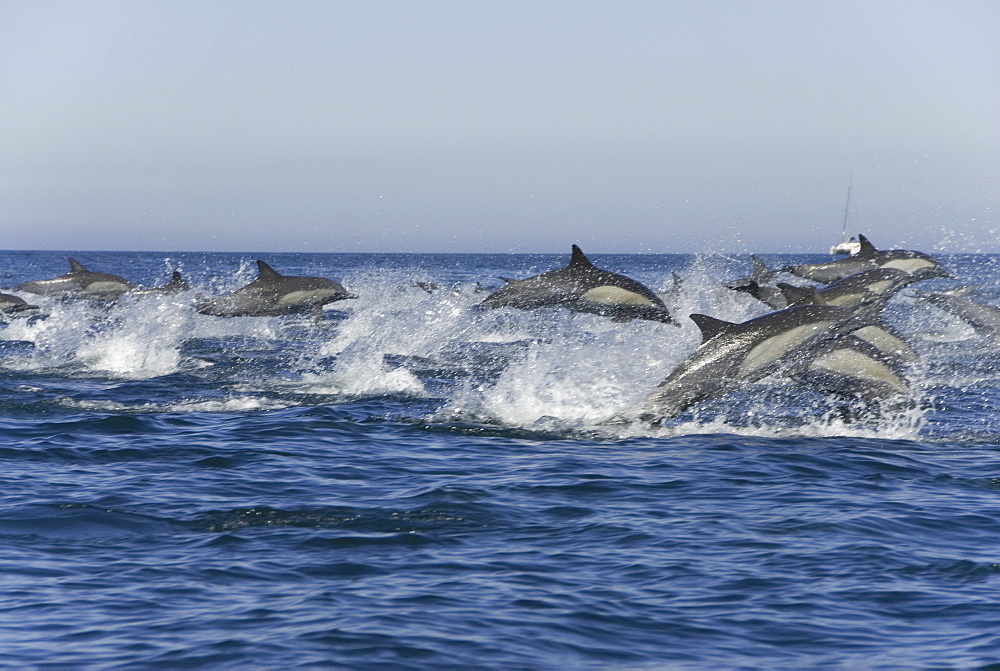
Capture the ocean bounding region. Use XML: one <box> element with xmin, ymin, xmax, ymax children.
<box><xmin>1</xmin><ymin>249</ymin><xmax>999</xmax><ymax>668</ymax></box>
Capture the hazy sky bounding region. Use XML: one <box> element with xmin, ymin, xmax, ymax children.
<box><xmin>2</xmin><ymin>0</ymin><xmax>997</xmax><ymax>253</ymax></box>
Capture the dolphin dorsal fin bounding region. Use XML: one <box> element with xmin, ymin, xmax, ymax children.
<box><xmin>569</xmin><ymin>245</ymin><xmax>593</xmax><ymax>268</ymax></box>
<box><xmin>68</xmin><ymin>258</ymin><xmax>87</xmax><ymax>273</ymax></box>
<box><xmin>689</xmin><ymin>313</ymin><xmax>735</xmax><ymax>342</ymax></box>
<box><xmin>169</xmin><ymin>271</ymin><xmax>189</xmax><ymax>288</ymax></box>
<box><xmin>750</xmin><ymin>255</ymin><xmax>772</xmax><ymax>281</ymax></box>
<box><xmin>778</xmin><ymin>282</ymin><xmax>818</xmax><ymax>306</ymax></box>
<box><xmin>256</xmin><ymin>260</ymin><xmax>283</xmax><ymax>280</ymax></box>
<box><xmin>856</xmin><ymin>234</ymin><xmax>878</xmax><ymax>259</ymax></box>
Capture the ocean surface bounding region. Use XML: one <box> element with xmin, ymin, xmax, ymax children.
<box><xmin>2</xmin><ymin>249</ymin><xmax>999</xmax><ymax>668</ymax></box>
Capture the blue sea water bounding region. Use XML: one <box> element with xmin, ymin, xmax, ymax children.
<box><xmin>1</xmin><ymin>249</ymin><xmax>999</xmax><ymax>668</ymax></box>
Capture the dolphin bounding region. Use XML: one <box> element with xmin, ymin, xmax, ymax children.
<box><xmin>643</xmin><ymin>304</ymin><xmax>870</xmax><ymax>421</ymax></box>
<box><xmin>778</xmin><ymin>281</ymin><xmax>918</xmax><ymax>359</ymax></box>
<box><xmin>778</xmin><ymin>267</ymin><xmax>917</xmax><ymax>316</ymax></box>
<box><xmin>729</xmin><ymin>279</ymin><xmax>789</xmax><ymax>310</ymax></box>
<box><xmin>921</xmin><ymin>285</ymin><xmax>1000</xmax><ymax>338</ymax></box>
<box><xmin>196</xmin><ymin>260</ymin><xmax>354</xmax><ymax>319</ymax></box>
<box><xmin>728</xmin><ymin>255</ymin><xmax>779</xmax><ymax>288</ymax></box>
<box><xmin>478</xmin><ymin>245</ymin><xmax>674</xmax><ymax>324</ymax></box>
<box><xmin>726</xmin><ymin>256</ymin><xmax>787</xmax><ymax>309</ymax></box>
<box><xmin>16</xmin><ymin>258</ymin><xmax>135</xmax><ymax>299</ymax></box>
<box><xmin>789</xmin><ymin>335</ymin><xmax>911</xmax><ymax>398</ymax></box>
<box><xmin>133</xmin><ymin>270</ymin><xmax>190</xmax><ymax>295</ymax></box>
<box><xmin>782</xmin><ymin>235</ymin><xmax>947</xmax><ymax>284</ymax></box>
<box><xmin>0</xmin><ymin>292</ymin><xmax>39</xmax><ymax>315</ymax></box>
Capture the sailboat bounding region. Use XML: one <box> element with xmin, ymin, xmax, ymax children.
<box><xmin>830</xmin><ymin>177</ymin><xmax>862</xmax><ymax>255</ymax></box>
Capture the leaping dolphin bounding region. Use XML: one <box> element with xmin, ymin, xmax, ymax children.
<box><xmin>478</xmin><ymin>245</ymin><xmax>674</xmax><ymax>324</ymax></box>
<box><xmin>778</xmin><ymin>267</ymin><xmax>917</xmax><ymax>316</ymax></box>
<box><xmin>782</xmin><ymin>235</ymin><xmax>947</xmax><ymax>284</ymax></box>
<box><xmin>196</xmin><ymin>260</ymin><xmax>354</xmax><ymax>319</ymax></box>
<box><xmin>0</xmin><ymin>292</ymin><xmax>39</xmax><ymax>316</ymax></box>
<box><xmin>16</xmin><ymin>258</ymin><xmax>135</xmax><ymax>300</ymax></box>
<box><xmin>133</xmin><ymin>270</ymin><xmax>190</xmax><ymax>296</ymax></box>
<box><xmin>729</xmin><ymin>279</ymin><xmax>789</xmax><ymax>310</ymax></box>
<box><xmin>921</xmin><ymin>285</ymin><xmax>1000</xmax><ymax>339</ymax></box>
<box><xmin>726</xmin><ymin>256</ymin><xmax>787</xmax><ymax>309</ymax></box>
<box><xmin>728</xmin><ymin>255</ymin><xmax>779</xmax><ymax>288</ymax></box>
<box><xmin>643</xmin><ymin>304</ymin><xmax>869</xmax><ymax>422</ymax></box>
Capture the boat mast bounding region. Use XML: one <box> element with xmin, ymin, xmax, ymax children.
<box><xmin>841</xmin><ymin>173</ymin><xmax>853</xmax><ymax>242</ymax></box>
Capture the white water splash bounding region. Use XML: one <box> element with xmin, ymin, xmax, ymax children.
<box><xmin>1</xmin><ymin>295</ymin><xmax>192</xmax><ymax>379</ymax></box>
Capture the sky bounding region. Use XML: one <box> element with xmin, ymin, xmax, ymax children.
<box><xmin>1</xmin><ymin>0</ymin><xmax>998</xmax><ymax>254</ymax></box>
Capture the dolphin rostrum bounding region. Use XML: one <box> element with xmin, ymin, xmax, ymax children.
<box><xmin>479</xmin><ymin>245</ymin><xmax>674</xmax><ymax>323</ymax></box>
<box><xmin>16</xmin><ymin>258</ymin><xmax>135</xmax><ymax>300</ymax></box>
<box><xmin>643</xmin><ymin>304</ymin><xmax>869</xmax><ymax>422</ymax></box>
<box><xmin>782</xmin><ymin>235</ymin><xmax>947</xmax><ymax>284</ymax></box>
<box><xmin>196</xmin><ymin>260</ymin><xmax>354</xmax><ymax>319</ymax></box>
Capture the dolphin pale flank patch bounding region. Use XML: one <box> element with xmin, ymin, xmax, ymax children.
<box><xmin>880</xmin><ymin>258</ymin><xmax>938</xmax><ymax>275</ymax></box>
<box><xmin>853</xmin><ymin>324</ymin><xmax>917</xmax><ymax>360</ymax></box>
<box><xmin>737</xmin><ymin>322</ymin><xmax>832</xmax><ymax>377</ymax></box>
<box><xmin>809</xmin><ymin>348</ymin><xmax>908</xmax><ymax>394</ymax></box>
<box><xmin>277</xmin><ymin>289</ymin><xmax>342</xmax><ymax>307</ymax></box>
<box><xmin>792</xmin><ymin>335</ymin><xmax>912</xmax><ymax>398</ymax></box>
<box><xmin>580</xmin><ymin>285</ymin><xmax>658</xmax><ymax>307</ymax></box>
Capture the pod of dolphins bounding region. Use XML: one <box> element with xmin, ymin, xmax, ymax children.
<box><xmin>2</xmin><ymin>235</ymin><xmax>995</xmax><ymax>424</ymax></box>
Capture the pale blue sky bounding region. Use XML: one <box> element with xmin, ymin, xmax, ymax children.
<box><xmin>2</xmin><ymin>0</ymin><xmax>997</xmax><ymax>253</ymax></box>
